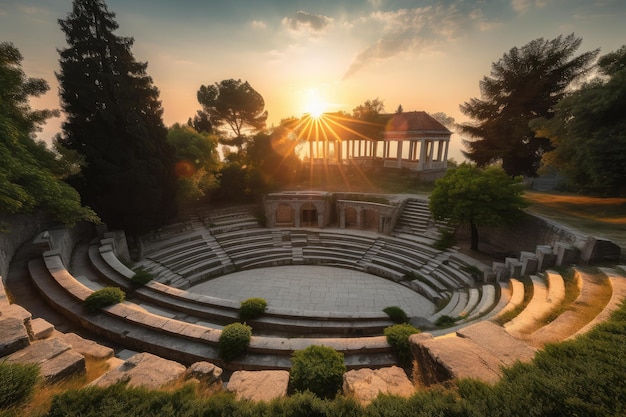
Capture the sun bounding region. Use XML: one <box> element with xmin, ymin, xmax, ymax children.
<box><xmin>303</xmin><ymin>88</ymin><xmax>327</xmax><ymax>118</ymax></box>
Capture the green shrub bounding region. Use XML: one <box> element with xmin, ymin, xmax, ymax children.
<box><xmin>0</xmin><ymin>362</ymin><xmax>39</xmax><ymax>409</ymax></box>
<box><xmin>435</xmin><ymin>315</ymin><xmax>458</xmax><ymax>327</ymax></box>
<box><xmin>433</xmin><ymin>228</ymin><xmax>455</xmax><ymax>250</ymax></box>
<box><xmin>384</xmin><ymin>323</ymin><xmax>420</xmax><ymax>367</ymax></box>
<box><xmin>289</xmin><ymin>345</ymin><xmax>346</xmax><ymax>400</ymax></box>
<box><xmin>130</xmin><ymin>268</ymin><xmax>153</xmax><ymax>288</ymax></box>
<box><xmin>383</xmin><ymin>306</ymin><xmax>409</xmax><ymax>324</ymax></box>
<box><xmin>84</xmin><ymin>287</ymin><xmax>125</xmax><ymax>313</ymax></box>
<box><xmin>239</xmin><ymin>297</ymin><xmax>267</xmax><ymax>321</ymax></box>
<box><xmin>218</xmin><ymin>322</ymin><xmax>252</xmax><ymax>361</ymax></box>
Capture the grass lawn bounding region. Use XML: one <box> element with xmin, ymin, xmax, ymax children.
<box><xmin>525</xmin><ymin>191</ymin><xmax>626</xmax><ymax>254</ymax></box>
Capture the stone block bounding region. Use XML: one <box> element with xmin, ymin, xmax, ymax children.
<box><xmin>343</xmin><ymin>366</ymin><xmax>414</xmax><ymax>405</ymax></box>
<box><xmin>30</xmin><ymin>318</ymin><xmax>54</xmax><ymax>340</ymax></box>
<box><xmin>185</xmin><ymin>361</ymin><xmax>223</xmax><ymax>386</ymax></box>
<box><xmin>536</xmin><ymin>245</ymin><xmax>556</xmax><ymax>271</ymax></box>
<box><xmin>5</xmin><ymin>338</ymin><xmax>70</xmax><ymax>365</ymax></box>
<box><xmin>492</xmin><ymin>262</ymin><xmax>507</xmax><ymax>282</ymax></box>
<box><xmin>410</xmin><ymin>333</ymin><xmax>504</xmax><ymax>385</ymax></box>
<box><xmin>57</xmin><ymin>332</ymin><xmax>114</xmax><ymax>360</ymax></box>
<box><xmin>520</xmin><ymin>251</ymin><xmax>538</xmax><ymax>276</ymax></box>
<box><xmin>227</xmin><ymin>370</ymin><xmax>289</xmax><ymax>402</ymax></box>
<box><xmin>90</xmin><ymin>352</ymin><xmax>186</xmax><ymax>389</ymax></box>
<box><xmin>40</xmin><ymin>349</ymin><xmax>86</xmax><ymax>383</ymax></box>
<box><xmin>581</xmin><ymin>236</ymin><xmax>621</xmax><ymax>263</ymax></box>
<box><xmin>456</xmin><ymin>321</ymin><xmax>536</xmax><ymax>366</ymax></box>
<box><xmin>0</xmin><ymin>317</ymin><xmax>30</xmax><ymax>357</ymax></box>
<box><xmin>505</xmin><ymin>257</ymin><xmax>522</xmax><ymax>278</ymax></box>
<box><xmin>555</xmin><ymin>242</ymin><xmax>578</xmax><ymax>267</ymax></box>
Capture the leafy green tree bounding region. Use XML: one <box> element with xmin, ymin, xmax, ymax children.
<box><xmin>196</xmin><ymin>79</ymin><xmax>268</xmax><ymax>150</ymax></box>
<box><xmin>55</xmin><ymin>0</ymin><xmax>177</xmax><ymax>235</ymax></box>
<box><xmin>532</xmin><ymin>46</ymin><xmax>626</xmax><ymax>196</ymax></box>
<box><xmin>352</xmin><ymin>97</ymin><xmax>385</xmax><ymax>122</ymax></box>
<box><xmin>245</xmin><ymin>121</ymin><xmax>301</xmax><ymax>194</ymax></box>
<box><xmin>0</xmin><ymin>42</ymin><xmax>98</xmax><ymax>226</ymax></box>
<box><xmin>460</xmin><ymin>34</ymin><xmax>598</xmax><ymax>177</ymax></box>
<box><xmin>167</xmin><ymin>123</ymin><xmax>220</xmax><ymax>202</ymax></box>
<box><xmin>429</xmin><ymin>163</ymin><xmax>527</xmax><ymax>251</ymax></box>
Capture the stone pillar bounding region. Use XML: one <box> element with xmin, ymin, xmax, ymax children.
<box><xmin>339</xmin><ymin>207</ymin><xmax>346</xmax><ymax>229</ymax></box>
<box><xmin>356</xmin><ymin>208</ymin><xmax>362</xmax><ymax>229</ymax></box>
<box><xmin>294</xmin><ymin>203</ymin><xmax>301</xmax><ymax>228</ymax></box>
<box><xmin>419</xmin><ymin>139</ymin><xmax>427</xmax><ymax>169</ymax></box>
<box><xmin>397</xmin><ymin>141</ymin><xmax>403</xmax><ymax>168</ymax></box>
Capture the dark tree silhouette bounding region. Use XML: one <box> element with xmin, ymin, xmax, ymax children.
<box><xmin>56</xmin><ymin>0</ymin><xmax>177</xmax><ymax>234</ymax></box>
<box><xmin>460</xmin><ymin>34</ymin><xmax>598</xmax><ymax>177</ymax></box>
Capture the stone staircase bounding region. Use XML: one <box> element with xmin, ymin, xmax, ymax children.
<box><xmin>393</xmin><ymin>199</ymin><xmax>431</xmax><ymax>234</ymax></box>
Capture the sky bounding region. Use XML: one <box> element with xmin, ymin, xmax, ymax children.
<box><xmin>2</xmin><ymin>0</ymin><xmax>625</xmax><ymax>162</ymax></box>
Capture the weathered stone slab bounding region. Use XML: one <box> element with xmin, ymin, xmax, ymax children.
<box><xmin>0</xmin><ymin>317</ymin><xmax>30</xmax><ymax>357</ymax></box>
<box><xmin>456</xmin><ymin>321</ymin><xmax>536</xmax><ymax>366</ymax></box>
<box><xmin>39</xmin><ymin>349</ymin><xmax>86</xmax><ymax>383</ymax></box>
<box><xmin>57</xmin><ymin>332</ymin><xmax>114</xmax><ymax>360</ymax></box>
<box><xmin>90</xmin><ymin>352</ymin><xmax>186</xmax><ymax>389</ymax></box>
<box><xmin>227</xmin><ymin>370</ymin><xmax>289</xmax><ymax>402</ymax></box>
<box><xmin>410</xmin><ymin>333</ymin><xmax>504</xmax><ymax>385</ymax></box>
<box><xmin>4</xmin><ymin>337</ymin><xmax>86</xmax><ymax>382</ymax></box>
<box><xmin>343</xmin><ymin>366</ymin><xmax>414</xmax><ymax>405</ymax></box>
<box><xmin>5</xmin><ymin>338</ymin><xmax>70</xmax><ymax>365</ymax></box>
<box><xmin>185</xmin><ymin>361</ymin><xmax>223</xmax><ymax>386</ymax></box>
<box><xmin>30</xmin><ymin>318</ymin><xmax>54</xmax><ymax>340</ymax></box>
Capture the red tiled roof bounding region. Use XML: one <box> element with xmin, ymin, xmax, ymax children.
<box><xmin>383</xmin><ymin>111</ymin><xmax>451</xmax><ymax>140</ymax></box>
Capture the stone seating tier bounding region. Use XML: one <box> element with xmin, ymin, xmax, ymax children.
<box><xmin>28</xmin><ymin>254</ymin><xmax>398</xmax><ymax>370</ymax></box>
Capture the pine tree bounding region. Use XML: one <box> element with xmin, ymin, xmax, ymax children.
<box><xmin>460</xmin><ymin>34</ymin><xmax>598</xmax><ymax>177</ymax></box>
<box><xmin>56</xmin><ymin>0</ymin><xmax>177</xmax><ymax>234</ymax></box>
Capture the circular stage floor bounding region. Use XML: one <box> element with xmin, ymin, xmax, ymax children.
<box><xmin>187</xmin><ymin>265</ymin><xmax>435</xmax><ymax>317</ymax></box>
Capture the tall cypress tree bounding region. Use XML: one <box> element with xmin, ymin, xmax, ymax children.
<box><xmin>56</xmin><ymin>0</ymin><xmax>177</xmax><ymax>235</ymax></box>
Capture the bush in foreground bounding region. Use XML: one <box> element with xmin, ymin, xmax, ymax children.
<box><xmin>289</xmin><ymin>345</ymin><xmax>346</xmax><ymax>400</ymax></box>
<box><xmin>0</xmin><ymin>362</ymin><xmax>39</xmax><ymax>410</ymax></box>
<box><xmin>84</xmin><ymin>287</ymin><xmax>125</xmax><ymax>314</ymax></box>
<box><xmin>239</xmin><ymin>297</ymin><xmax>267</xmax><ymax>321</ymax></box>
<box><xmin>384</xmin><ymin>323</ymin><xmax>420</xmax><ymax>367</ymax></box>
<box><xmin>218</xmin><ymin>322</ymin><xmax>252</xmax><ymax>361</ymax></box>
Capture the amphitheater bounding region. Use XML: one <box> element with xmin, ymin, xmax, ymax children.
<box><xmin>1</xmin><ymin>194</ymin><xmax>625</xmax><ymax>392</ymax></box>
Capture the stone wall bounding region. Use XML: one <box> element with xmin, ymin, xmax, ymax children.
<box><xmin>455</xmin><ymin>212</ymin><xmax>587</xmax><ymax>257</ymax></box>
<box><xmin>0</xmin><ymin>212</ymin><xmax>51</xmax><ymax>286</ymax></box>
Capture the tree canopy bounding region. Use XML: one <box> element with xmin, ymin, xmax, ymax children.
<box><xmin>460</xmin><ymin>34</ymin><xmax>598</xmax><ymax>177</ymax></box>
<box><xmin>196</xmin><ymin>79</ymin><xmax>268</xmax><ymax>149</ymax></box>
<box><xmin>55</xmin><ymin>0</ymin><xmax>177</xmax><ymax>234</ymax></box>
<box><xmin>532</xmin><ymin>46</ymin><xmax>626</xmax><ymax>196</ymax></box>
<box><xmin>0</xmin><ymin>42</ymin><xmax>98</xmax><ymax>226</ymax></box>
<box><xmin>166</xmin><ymin>123</ymin><xmax>220</xmax><ymax>202</ymax></box>
<box><xmin>352</xmin><ymin>97</ymin><xmax>385</xmax><ymax>122</ymax></box>
<box><xmin>429</xmin><ymin>163</ymin><xmax>527</xmax><ymax>251</ymax></box>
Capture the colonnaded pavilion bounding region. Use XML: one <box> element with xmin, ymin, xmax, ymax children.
<box><xmin>297</xmin><ymin>110</ymin><xmax>451</xmax><ymax>182</ymax></box>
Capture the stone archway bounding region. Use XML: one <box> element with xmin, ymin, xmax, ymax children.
<box><xmin>300</xmin><ymin>203</ymin><xmax>318</xmax><ymax>227</ymax></box>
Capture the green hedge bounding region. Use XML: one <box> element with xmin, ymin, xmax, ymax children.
<box><xmin>384</xmin><ymin>323</ymin><xmax>420</xmax><ymax>367</ymax></box>
<box><xmin>0</xmin><ymin>362</ymin><xmax>39</xmax><ymax>409</ymax></box>
<box><xmin>218</xmin><ymin>322</ymin><xmax>252</xmax><ymax>361</ymax></box>
<box><xmin>84</xmin><ymin>287</ymin><xmax>125</xmax><ymax>313</ymax></box>
<box><xmin>239</xmin><ymin>297</ymin><xmax>267</xmax><ymax>321</ymax></box>
<box><xmin>383</xmin><ymin>306</ymin><xmax>409</xmax><ymax>324</ymax></box>
<box><xmin>130</xmin><ymin>268</ymin><xmax>153</xmax><ymax>288</ymax></box>
<box><xmin>289</xmin><ymin>345</ymin><xmax>346</xmax><ymax>400</ymax></box>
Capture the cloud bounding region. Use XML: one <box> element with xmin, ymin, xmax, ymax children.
<box><xmin>17</xmin><ymin>5</ymin><xmax>48</xmax><ymax>15</ymax></box>
<box><xmin>342</xmin><ymin>3</ymin><xmax>495</xmax><ymax>79</ymax></box>
<box><xmin>511</xmin><ymin>0</ymin><xmax>547</xmax><ymax>13</ymax></box>
<box><xmin>282</xmin><ymin>10</ymin><xmax>332</xmax><ymax>35</ymax></box>
<box><xmin>250</xmin><ymin>19</ymin><xmax>267</xmax><ymax>30</ymax></box>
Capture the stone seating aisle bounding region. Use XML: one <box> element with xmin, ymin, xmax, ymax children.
<box><xmin>393</xmin><ymin>199</ymin><xmax>431</xmax><ymax>235</ymax></box>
